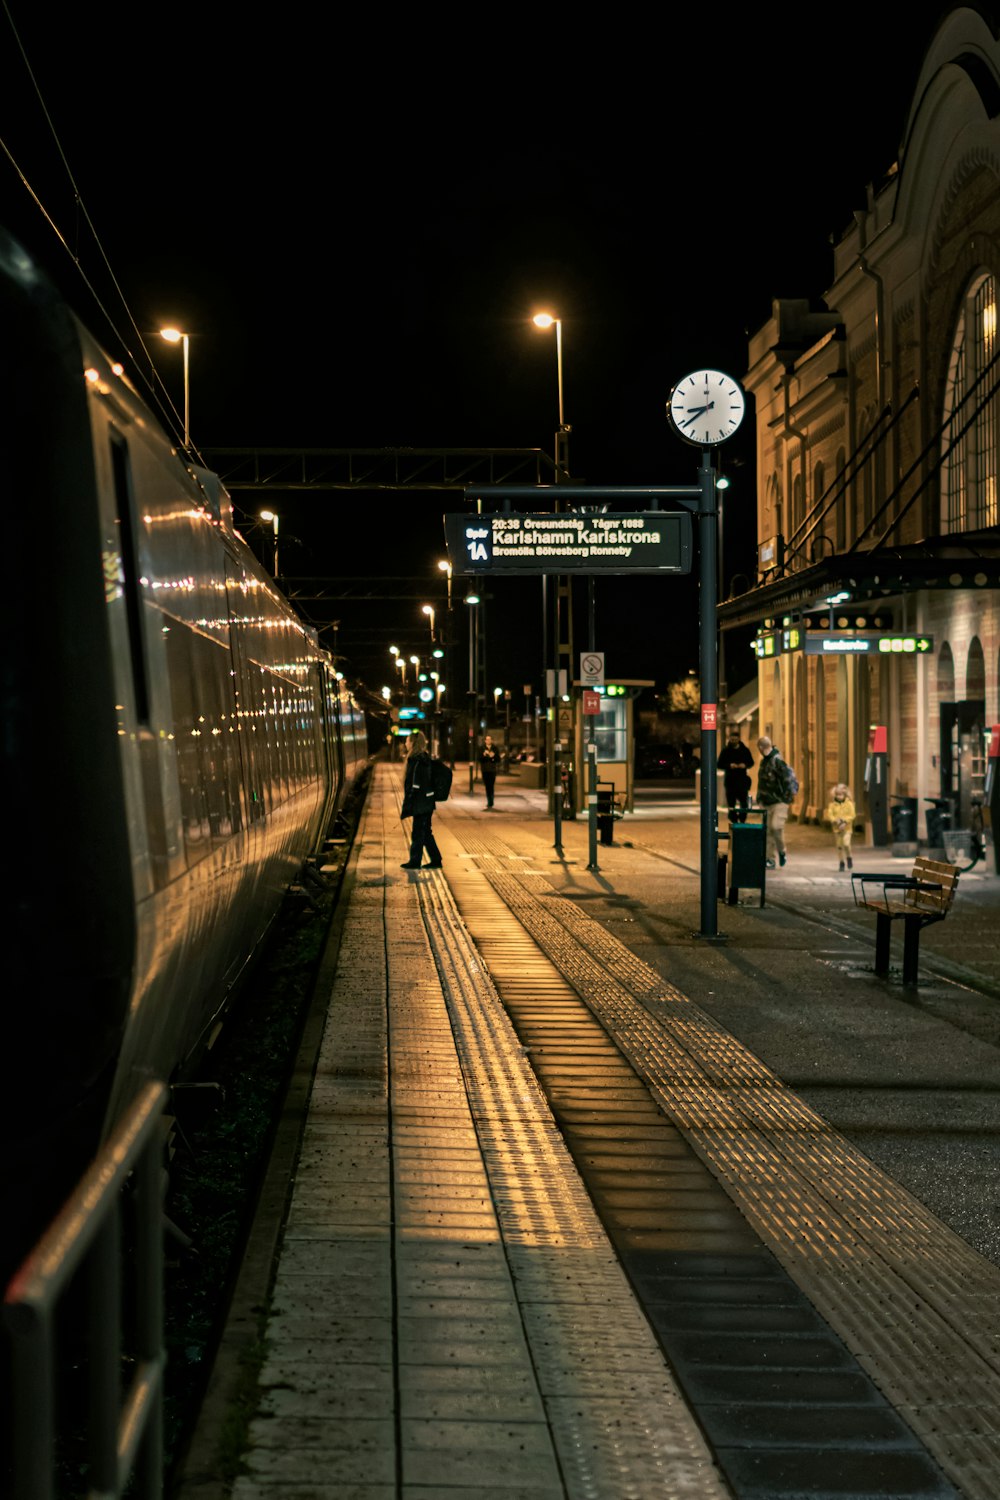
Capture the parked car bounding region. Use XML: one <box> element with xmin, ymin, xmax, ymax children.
<box><xmin>635</xmin><ymin>745</ymin><xmax>700</xmax><ymax>779</ymax></box>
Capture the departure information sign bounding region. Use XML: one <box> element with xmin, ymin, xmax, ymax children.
<box><xmin>445</xmin><ymin>511</ymin><xmax>692</xmax><ymax>575</ymax></box>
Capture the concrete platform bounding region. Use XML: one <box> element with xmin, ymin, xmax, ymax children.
<box><xmin>178</xmin><ymin>762</ymin><xmax>1000</xmax><ymax>1500</ymax></box>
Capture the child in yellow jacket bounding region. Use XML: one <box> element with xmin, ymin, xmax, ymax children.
<box><xmin>824</xmin><ymin>783</ymin><xmax>856</xmax><ymax>871</ymax></box>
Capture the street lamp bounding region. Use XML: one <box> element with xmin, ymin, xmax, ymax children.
<box><xmin>532</xmin><ymin>311</ymin><xmax>570</xmax><ymax>480</ymax></box>
<box><xmin>259</xmin><ymin>509</ymin><xmax>280</xmax><ymax>577</ymax></box>
<box><xmin>437</xmin><ymin>558</ymin><xmax>453</xmax><ymax>609</ymax></box>
<box><xmin>422</xmin><ymin>603</ymin><xmax>435</xmax><ymax>641</ymax></box>
<box><xmin>465</xmin><ymin>593</ymin><xmax>480</xmax><ymax>788</ymax></box>
<box><xmin>159</xmin><ymin>326</ymin><xmax>190</xmax><ymax>448</ymax></box>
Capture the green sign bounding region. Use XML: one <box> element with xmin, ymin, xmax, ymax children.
<box><xmin>803</xmin><ymin>633</ymin><xmax>934</xmax><ymax>656</ymax></box>
<box><xmin>445</xmin><ymin>511</ymin><xmax>692</xmax><ymax>575</ymax></box>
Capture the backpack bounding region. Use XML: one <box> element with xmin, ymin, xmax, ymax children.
<box><xmin>781</xmin><ymin>761</ymin><xmax>800</xmax><ymax>800</ymax></box>
<box><xmin>430</xmin><ymin>757</ymin><xmax>453</xmax><ymax>802</ymax></box>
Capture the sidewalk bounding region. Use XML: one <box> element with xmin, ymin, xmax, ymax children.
<box><xmin>477</xmin><ymin>770</ymin><xmax>1000</xmax><ymax>997</ymax></box>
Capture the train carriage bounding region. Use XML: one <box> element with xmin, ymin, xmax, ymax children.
<box><xmin>0</xmin><ymin>226</ymin><xmax>368</xmax><ymax>1279</ymax></box>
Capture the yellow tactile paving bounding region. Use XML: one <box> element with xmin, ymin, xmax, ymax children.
<box><xmin>432</xmin><ymin>805</ymin><xmax>1000</xmax><ymax>1500</ymax></box>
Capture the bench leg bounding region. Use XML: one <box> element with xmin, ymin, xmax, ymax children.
<box><xmin>874</xmin><ymin>913</ymin><xmax>892</xmax><ymax>977</ymax></box>
<box><xmin>902</xmin><ymin>918</ymin><xmax>922</xmax><ymax>986</ymax></box>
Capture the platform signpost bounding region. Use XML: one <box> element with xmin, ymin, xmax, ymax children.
<box><xmin>449</xmin><ymin>480</ymin><xmax>732</xmax><ymax>937</ymax></box>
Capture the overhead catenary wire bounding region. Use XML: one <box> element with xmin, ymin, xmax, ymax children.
<box><xmin>0</xmin><ymin>0</ymin><xmax>200</xmax><ymax>460</ymax></box>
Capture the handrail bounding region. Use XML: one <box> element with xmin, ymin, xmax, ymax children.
<box><xmin>3</xmin><ymin>1081</ymin><xmax>168</xmax><ymax>1500</ymax></box>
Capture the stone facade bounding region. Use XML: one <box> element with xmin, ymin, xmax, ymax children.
<box><xmin>734</xmin><ymin>10</ymin><xmax>1000</xmax><ymax>842</ymax></box>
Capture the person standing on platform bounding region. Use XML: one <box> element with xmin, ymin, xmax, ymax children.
<box><xmin>717</xmin><ymin>729</ymin><xmax>754</xmax><ymax>823</ymax></box>
<box><xmin>824</xmin><ymin>782</ymin><xmax>856</xmax><ymax>871</ymax></box>
<box><xmin>756</xmin><ymin>735</ymin><xmax>798</xmax><ymax>869</ymax></box>
<box><xmin>480</xmin><ymin>733</ymin><xmax>501</xmax><ymax>809</ymax></box>
<box><xmin>400</xmin><ymin>730</ymin><xmax>442</xmax><ymax>869</ymax></box>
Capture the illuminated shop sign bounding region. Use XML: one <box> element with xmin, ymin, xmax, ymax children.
<box><xmin>444</xmin><ymin>511</ymin><xmax>692</xmax><ymax>575</ymax></box>
<box><xmin>803</xmin><ymin>634</ymin><xmax>934</xmax><ymax>655</ymax></box>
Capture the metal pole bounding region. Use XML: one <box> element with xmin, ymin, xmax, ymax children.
<box><xmin>698</xmin><ymin>448</ymin><xmax>720</xmax><ymax>937</ymax></box>
<box><xmin>182</xmin><ymin>333</ymin><xmax>190</xmax><ymax>449</ymax></box>
<box><xmin>586</xmin><ymin>575</ymin><xmax>599</xmax><ymax>871</ymax></box>
<box><xmin>468</xmin><ymin>603</ymin><xmax>475</xmax><ymax>793</ymax></box>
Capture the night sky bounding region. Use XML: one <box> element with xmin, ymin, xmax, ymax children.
<box><xmin>1</xmin><ymin>3</ymin><xmax>952</xmax><ymax>698</ymax></box>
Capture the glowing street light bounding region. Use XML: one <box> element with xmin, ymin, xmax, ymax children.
<box><xmin>159</xmin><ymin>326</ymin><xmax>191</xmax><ymax>448</ymax></box>
<box><xmin>532</xmin><ymin>311</ymin><xmax>569</xmax><ymax>480</ymax></box>
<box><xmin>259</xmin><ymin>509</ymin><xmax>280</xmax><ymax>576</ymax></box>
<box><xmin>422</xmin><ymin>603</ymin><xmax>436</xmax><ymax>640</ymax></box>
<box><xmin>437</xmin><ymin>558</ymin><xmax>453</xmax><ymax>609</ymax></box>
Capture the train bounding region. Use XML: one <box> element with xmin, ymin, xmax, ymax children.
<box><xmin>0</xmin><ymin>224</ymin><xmax>373</xmax><ymax>1281</ymax></box>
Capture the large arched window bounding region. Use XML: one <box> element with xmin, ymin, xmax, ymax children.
<box><xmin>835</xmin><ymin>446</ymin><xmax>847</xmax><ymax>551</ymax></box>
<box><xmin>941</xmin><ymin>273</ymin><xmax>999</xmax><ymax>533</ymax></box>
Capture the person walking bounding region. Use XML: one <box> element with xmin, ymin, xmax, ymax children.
<box><xmin>756</xmin><ymin>735</ymin><xmax>798</xmax><ymax>869</ymax></box>
<box><xmin>480</xmin><ymin>733</ymin><xmax>501</xmax><ymax>809</ymax></box>
<box><xmin>400</xmin><ymin>730</ymin><xmax>442</xmax><ymax>869</ymax></box>
<box><xmin>824</xmin><ymin>783</ymin><xmax>856</xmax><ymax>871</ymax></box>
<box><xmin>717</xmin><ymin>729</ymin><xmax>754</xmax><ymax>823</ymax></box>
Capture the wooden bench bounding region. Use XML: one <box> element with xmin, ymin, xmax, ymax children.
<box><xmin>851</xmin><ymin>856</ymin><xmax>959</xmax><ymax>985</ymax></box>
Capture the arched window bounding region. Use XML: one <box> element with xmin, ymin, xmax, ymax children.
<box><xmin>791</xmin><ymin>472</ymin><xmax>804</xmax><ymax>564</ymax></box>
<box><xmin>941</xmin><ymin>273</ymin><xmax>999</xmax><ymax>533</ymax></box>
<box><xmin>812</xmin><ymin>460</ymin><xmax>827</xmax><ymax>559</ymax></box>
<box><xmin>835</xmin><ymin>446</ymin><xmax>848</xmax><ymax>551</ymax></box>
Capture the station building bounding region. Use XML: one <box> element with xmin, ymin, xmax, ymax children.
<box><xmin>722</xmin><ymin>8</ymin><xmax>1000</xmax><ymax>843</ymax></box>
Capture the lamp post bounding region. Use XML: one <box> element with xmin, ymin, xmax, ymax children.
<box><xmin>437</xmin><ymin>558</ymin><xmax>453</xmax><ymax>610</ymax></box>
<box><xmin>532</xmin><ymin>312</ymin><xmax>570</xmax><ymax>481</ymax></box>
<box><xmin>465</xmin><ymin>593</ymin><xmax>480</xmax><ymax>791</ymax></box>
<box><xmin>437</xmin><ymin>561</ymin><xmax>454</xmax><ymax>760</ymax></box>
<box><xmin>159</xmin><ymin>326</ymin><xmax>190</xmax><ymax>449</ymax></box>
<box><xmin>534</xmin><ymin>310</ymin><xmax>574</xmax><ymax>843</ymax></box>
<box><xmin>422</xmin><ymin>603</ymin><xmax>436</xmax><ymax>641</ymax></box>
<box><xmin>259</xmin><ymin>509</ymin><xmax>280</xmax><ymax>577</ymax></box>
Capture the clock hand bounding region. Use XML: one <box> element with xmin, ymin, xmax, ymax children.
<box><xmin>680</xmin><ymin>404</ymin><xmax>709</xmax><ymax>424</ymax></box>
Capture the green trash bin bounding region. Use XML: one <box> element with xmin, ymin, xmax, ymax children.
<box><xmin>728</xmin><ymin>811</ymin><xmax>767</xmax><ymax>906</ymax></box>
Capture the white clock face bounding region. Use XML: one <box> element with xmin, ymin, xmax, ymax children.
<box><xmin>668</xmin><ymin>369</ymin><xmax>745</xmax><ymax>446</ymax></box>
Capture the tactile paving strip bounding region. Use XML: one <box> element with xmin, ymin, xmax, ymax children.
<box><xmin>410</xmin><ymin>830</ymin><xmax>730</xmax><ymax>1498</ymax></box>
<box><xmin>441</xmin><ymin>816</ymin><xmax>1000</xmax><ymax>1499</ymax></box>
<box><xmin>241</xmin><ymin>766</ymin><xmax>728</xmax><ymax>1500</ymax></box>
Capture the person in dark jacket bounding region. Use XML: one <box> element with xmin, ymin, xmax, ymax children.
<box><xmin>717</xmin><ymin>729</ymin><xmax>754</xmax><ymax>823</ymax></box>
<box><xmin>400</xmin><ymin>730</ymin><xmax>442</xmax><ymax>869</ymax></box>
<box><xmin>755</xmin><ymin>735</ymin><xmax>795</xmax><ymax>868</ymax></box>
<box><xmin>479</xmin><ymin>733</ymin><xmax>501</xmax><ymax>809</ymax></box>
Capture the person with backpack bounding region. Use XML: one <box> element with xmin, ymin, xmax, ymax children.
<box><xmin>755</xmin><ymin>735</ymin><xmax>798</xmax><ymax>869</ymax></box>
<box><xmin>400</xmin><ymin>730</ymin><xmax>443</xmax><ymax>869</ymax></box>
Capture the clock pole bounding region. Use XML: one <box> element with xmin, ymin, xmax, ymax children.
<box><xmin>697</xmin><ymin>447</ymin><xmax>722</xmax><ymax>938</ymax></box>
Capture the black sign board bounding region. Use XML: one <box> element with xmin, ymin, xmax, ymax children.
<box><xmin>445</xmin><ymin>511</ymin><xmax>692</xmax><ymax>575</ymax></box>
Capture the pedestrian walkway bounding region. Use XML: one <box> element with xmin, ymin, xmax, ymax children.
<box><xmin>178</xmin><ymin>761</ymin><xmax>1000</xmax><ymax>1500</ymax></box>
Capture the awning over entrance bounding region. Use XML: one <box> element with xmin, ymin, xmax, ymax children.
<box><xmin>717</xmin><ymin>532</ymin><xmax>1000</xmax><ymax>632</ymax></box>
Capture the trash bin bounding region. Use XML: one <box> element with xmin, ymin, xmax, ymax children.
<box><xmin>728</xmin><ymin>812</ymin><xmax>767</xmax><ymax>907</ymax></box>
<box><xmin>890</xmin><ymin>795</ymin><xmax>918</xmax><ymax>850</ymax></box>
<box><xmin>596</xmin><ymin>783</ymin><xmax>617</xmax><ymax>845</ymax></box>
<box><xmin>925</xmin><ymin>797</ymin><xmax>952</xmax><ymax>849</ymax></box>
